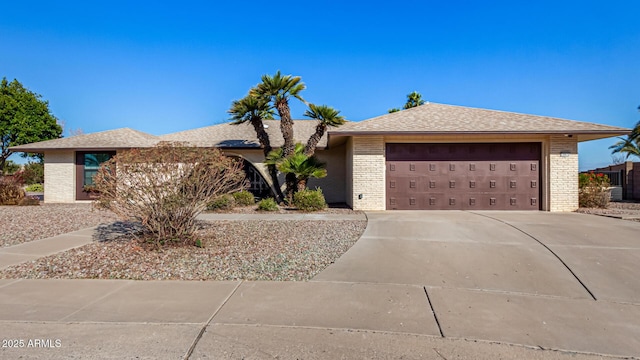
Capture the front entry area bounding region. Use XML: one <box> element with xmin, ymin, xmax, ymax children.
<box><xmin>386</xmin><ymin>143</ymin><xmax>541</xmax><ymax>210</ymax></box>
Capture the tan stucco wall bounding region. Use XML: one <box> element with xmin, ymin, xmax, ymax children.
<box><xmin>224</xmin><ymin>146</ymin><xmax>347</xmax><ymax>204</ymax></box>
<box><xmin>548</xmin><ymin>135</ymin><xmax>579</xmax><ymax>211</ymax></box>
<box><xmin>44</xmin><ymin>150</ymin><xmax>76</xmax><ymax>203</ymax></box>
<box><xmin>345</xmin><ymin>134</ymin><xmax>579</xmax><ymax>212</ymax></box>
<box><xmin>308</xmin><ymin>144</ymin><xmax>346</xmax><ymax>203</ymax></box>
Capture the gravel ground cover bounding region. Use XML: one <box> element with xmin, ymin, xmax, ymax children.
<box><xmin>0</xmin><ymin>204</ymin><xmax>118</xmax><ymax>247</ymax></box>
<box><xmin>206</xmin><ymin>203</ymin><xmax>361</xmax><ymax>215</ymax></box>
<box><xmin>0</xmin><ymin>219</ymin><xmax>367</xmax><ymax>281</ymax></box>
<box><xmin>576</xmin><ymin>201</ymin><xmax>640</xmax><ymax>221</ymax></box>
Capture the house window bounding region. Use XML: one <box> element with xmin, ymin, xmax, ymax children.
<box><xmin>75</xmin><ymin>151</ymin><xmax>115</xmax><ymax>200</ymax></box>
<box><xmin>82</xmin><ymin>153</ymin><xmax>113</xmax><ymax>187</ymax></box>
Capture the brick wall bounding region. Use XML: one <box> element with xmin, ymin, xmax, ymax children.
<box><xmin>44</xmin><ymin>150</ymin><xmax>76</xmax><ymax>203</ymax></box>
<box><xmin>548</xmin><ymin>136</ymin><xmax>578</xmax><ymax>211</ymax></box>
<box><xmin>350</xmin><ymin>136</ymin><xmax>385</xmax><ymax>210</ymax></box>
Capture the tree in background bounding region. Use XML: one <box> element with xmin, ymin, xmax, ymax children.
<box><xmin>609</xmin><ymin>105</ymin><xmax>640</xmax><ymax>160</ymax></box>
<box><xmin>1</xmin><ymin>160</ymin><xmax>20</xmax><ymax>175</ymax></box>
<box><xmin>0</xmin><ymin>78</ymin><xmax>63</xmax><ymax>175</ymax></box>
<box><xmin>388</xmin><ymin>91</ymin><xmax>426</xmax><ymax>113</ymax></box>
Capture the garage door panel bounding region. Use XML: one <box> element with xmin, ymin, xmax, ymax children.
<box><xmin>386</xmin><ymin>143</ymin><xmax>541</xmax><ymax>210</ymax></box>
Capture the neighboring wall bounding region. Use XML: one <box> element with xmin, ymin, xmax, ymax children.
<box><xmin>548</xmin><ymin>135</ymin><xmax>579</xmax><ymax>211</ymax></box>
<box><xmin>44</xmin><ymin>150</ymin><xmax>75</xmax><ymax>203</ymax></box>
<box><xmin>590</xmin><ymin>161</ymin><xmax>639</xmax><ymax>200</ymax></box>
<box><xmin>633</xmin><ymin>164</ymin><xmax>640</xmax><ymax>200</ymax></box>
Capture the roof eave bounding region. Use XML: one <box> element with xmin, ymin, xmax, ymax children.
<box><xmin>329</xmin><ymin>130</ymin><xmax>630</xmax><ymax>137</ymax></box>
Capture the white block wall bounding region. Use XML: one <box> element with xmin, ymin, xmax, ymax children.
<box><xmin>350</xmin><ymin>136</ymin><xmax>386</xmax><ymax>210</ymax></box>
<box><xmin>548</xmin><ymin>136</ymin><xmax>579</xmax><ymax>211</ymax></box>
<box><xmin>44</xmin><ymin>150</ymin><xmax>76</xmax><ymax>203</ymax></box>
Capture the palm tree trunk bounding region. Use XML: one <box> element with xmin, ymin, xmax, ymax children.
<box><xmin>304</xmin><ymin>123</ymin><xmax>327</xmax><ymax>156</ymax></box>
<box><xmin>297</xmin><ymin>178</ymin><xmax>307</xmax><ymax>192</ymax></box>
<box><xmin>249</xmin><ymin>118</ymin><xmax>285</xmax><ymax>202</ymax></box>
<box><xmin>276</xmin><ymin>99</ymin><xmax>295</xmax><ymax>157</ymax></box>
<box><xmin>275</xmin><ymin>99</ymin><xmax>297</xmax><ymax>201</ymax></box>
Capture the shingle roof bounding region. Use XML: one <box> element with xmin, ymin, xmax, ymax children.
<box><xmin>330</xmin><ymin>102</ymin><xmax>629</xmax><ymax>137</ymax></box>
<box><xmin>160</xmin><ymin>120</ymin><xmax>328</xmax><ymax>148</ymax></box>
<box><xmin>9</xmin><ymin>128</ymin><xmax>160</xmax><ymax>152</ymax></box>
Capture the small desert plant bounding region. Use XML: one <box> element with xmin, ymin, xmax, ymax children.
<box><xmin>257</xmin><ymin>198</ymin><xmax>279</xmax><ymax>211</ymax></box>
<box><xmin>232</xmin><ymin>190</ymin><xmax>255</xmax><ymax>206</ymax></box>
<box><xmin>293</xmin><ymin>188</ymin><xmax>326</xmax><ymax>211</ymax></box>
<box><xmin>25</xmin><ymin>183</ymin><xmax>44</xmax><ymax>192</ymax></box>
<box><xmin>0</xmin><ymin>177</ymin><xmax>25</xmax><ymax>205</ymax></box>
<box><xmin>207</xmin><ymin>194</ymin><xmax>236</xmax><ymax>210</ymax></box>
<box><xmin>578</xmin><ymin>172</ymin><xmax>611</xmax><ymax>208</ymax></box>
<box><xmin>92</xmin><ymin>142</ymin><xmax>246</xmax><ymax>246</ymax></box>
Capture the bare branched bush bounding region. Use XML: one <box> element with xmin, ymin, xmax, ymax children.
<box><xmin>92</xmin><ymin>142</ymin><xmax>246</xmax><ymax>245</ymax></box>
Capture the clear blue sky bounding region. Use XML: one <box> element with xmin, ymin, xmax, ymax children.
<box><xmin>2</xmin><ymin>1</ymin><xmax>639</xmax><ymax>170</ymax></box>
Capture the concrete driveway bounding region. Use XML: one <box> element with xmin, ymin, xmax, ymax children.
<box><xmin>314</xmin><ymin>211</ymin><xmax>640</xmax><ymax>357</ymax></box>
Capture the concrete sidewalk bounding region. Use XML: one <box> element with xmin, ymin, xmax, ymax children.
<box><xmin>0</xmin><ymin>279</ymin><xmax>625</xmax><ymax>359</ymax></box>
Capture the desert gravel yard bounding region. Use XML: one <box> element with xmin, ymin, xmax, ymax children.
<box><xmin>0</xmin><ymin>212</ymin><xmax>367</xmax><ymax>280</ymax></box>
<box><xmin>0</xmin><ymin>204</ymin><xmax>118</xmax><ymax>247</ymax></box>
<box><xmin>576</xmin><ymin>201</ymin><xmax>640</xmax><ymax>221</ymax></box>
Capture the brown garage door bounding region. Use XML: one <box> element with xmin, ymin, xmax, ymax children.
<box><xmin>386</xmin><ymin>143</ymin><xmax>541</xmax><ymax>210</ymax></box>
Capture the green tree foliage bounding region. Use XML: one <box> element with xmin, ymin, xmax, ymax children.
<box><xmin>1</xmin><ymin>160</ymin><xmax>20</xmax><ymax>175</ymax></box>
<box><xmin>388</xmin><ymin>91</ymin><xmax>426</xmax><ymax>113</ymax></box>
<box><xmin>0</xmin><ymin>78</ymin><xmax>62</xmax><ymax>174</ymax></box>
<box><xmin>609</xmin><ymin>106</ymin><xmax>640</xmax><ymax>160</ymax></box>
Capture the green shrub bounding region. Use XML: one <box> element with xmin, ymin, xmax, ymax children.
<box><xmin>293</xmin><ymin>188</ymin><xmax>326</xmax><ymax>211</ymax></box>
<box><xmin>257</xmin><ymin>198</ymin><xmax>279</xmax><ymax>211</ymax></box>
<box><xmin>25</xmin><ymin>183</ymin><xmax>44</xmax><ymax>192</ymax></box>
<box><xmin>207</xmin><ymin>194</ymin><xmax>236</xmax><ymax>210</ymax></box>
<box><xmin>18</xmin><ymin>196</ymin><xmax>40</xmax><ymax>206</ymax></box>
<box><xmin>578</xmin><ymin>172</ymin><xmax>611</xmax><ymax>208</ymax></box>
<box><xmin>232</xmin><ymin>190</ymin><xmax>255</xmax><ymax>206</ymax></box>
<box><xmin>0</xmin><ymin>177</ymin><xmax>25</xmax><ymax>205</ymax></box>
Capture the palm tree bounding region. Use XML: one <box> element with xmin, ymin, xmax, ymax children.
<box><xmin>303</xmin><ymin>104</ymin><xmax>346</xmax><ymax>156</ymax></box>
<box><xmin>253</xmin><ymin>71</ymin><xmax>306</xmax><ymax>157</ymax></box>
<box><xmin>228</xmin><ymin>93</ymin><xmax>274</xmax><ymax>151</ymax></box>
<box><xmin>609</xmin><ymin>119</ymin><xmax>640</xmax><ymax>160</ymax></box>
<box><xmin>228</xmin><ymin>93</ymin><xmax>284</xmax><ymax>200</ymax></box>
<box><xmin>270</xmin><ymin>143</ymin><xmax>327</xmax><ymax>192</ymax></box>
<box><xmin>253</xmin><ymin>71</ymin><xmax>306</xmax><ymax>200</ymax></box>
<box><xmin>403</xmin><ymin>91</ymin><xmax>425</xmax><ymax>109</ymax></box>
<box><xmin>387</xmin><ymin>91</ymin><xmax>426</xmax><ymax>113</ymax></box>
